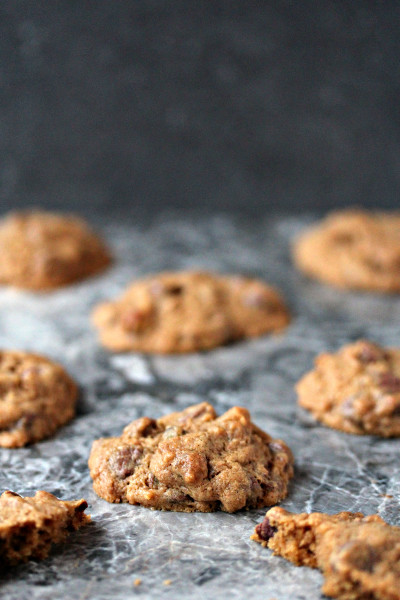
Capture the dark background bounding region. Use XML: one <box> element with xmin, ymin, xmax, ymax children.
<box><xmin>0</xmin><ymin>1</ymin><xmax>399</xmax><ymax>220</ymax></box>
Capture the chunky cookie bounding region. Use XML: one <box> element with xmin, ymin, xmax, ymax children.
<box><xmin>293</xmin><ymin>209</ymin><xmax>400</xmax><ymax>292</ymax></box>
<box><xmin>89</xmin><ymin>402</ymin><xmax>294</xmax><ymax>512</ymax></box>
<box><xmin>252</xmin><ymin>507</ymin><xmax>400</xmax><ymax>600</ymax></box>
<box><xmin>0</xmin><ymin>210</ymin><xmax>111</xmax><ymax>290</ymax></box>
<box><xmin>92</xmin><ymin>270</ymin><xmax>290</xmax><ymax>353</ymax></box>
<box><xmin>0</xmin><ymin>490</ymin><xmax>90</xmax><ymax>566</ymax></box>
<box><xmin>0</xmin><ymin>350</ymin><xmax>78</xmax><ymax>447</ymax></box>
<box><xmin>296</xmin><ymin>340</ymin><xmax>400</xmax><ymax>437</ymax></box>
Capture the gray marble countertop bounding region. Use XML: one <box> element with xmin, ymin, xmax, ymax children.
<box><xmin>1</xmin><ymin>213</ymin><xmax>400</xmax><ymax>599</ymax></box>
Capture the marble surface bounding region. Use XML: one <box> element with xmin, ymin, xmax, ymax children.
<box><xmin>1</xmin><ymin>213</ymin><xmax>400</xmax><ymax>599</ymax></box>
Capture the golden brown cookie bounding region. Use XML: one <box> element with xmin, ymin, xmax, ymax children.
<box><xmin>0</xmin><ymin>210</ymin><xmax>111</xmax><ymax>290</ymax></box>
<box><xmin>0</xmin><ymin>350</ymin><xmax>78</xmax><ymax>447</ymax></box>
<box><xmin>292</xmin><ymin>209</ymin><xmax>400</xmax><ymax>292</ymax></box>
<box><xmin>89</xmin><ymin>402</ymin><xmax>294</xmax><ymax>513</ymax></box>
<box><xmin>296</xmin><ymin>340</ymin><xmax>400</xmax><ymax>437</ymax></box>
<box><xmin>0</xmin><ymin>490</ymin><xmax>90</xmax><ymax>566</ymax></box>
<box><xmin>92</xmin><ymin>270</ymin><xmax>290</xmax><ymax>353</ymax></box>
<box><xmin>252</xmin><ymin>507</ymin><xmax>400</xmax><ymax>600</ymax></box>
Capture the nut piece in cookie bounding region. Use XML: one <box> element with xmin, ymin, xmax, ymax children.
<box><xmin>296</xmin><ymin>340</ymin><xmax>400</xmax><ymax>437</ymax></box>
<box><xmin>0</xmin><ymin>350</ymin><xmax>78</xmax><ymax>447</ymax></box>
<box><xmin>0</xmin><ymin>210</ymin><xmax>111</xmax><ymax>290</ymax></box>
<box><xmin>89</xmin><ymin>402</ymin><xmax>294</xmax><ymax>513</ymax></box>
<box><xmin>292</xmin><ymin>209</ymin><xmax>400</xmax><ymax>292</ymax></box>
<box><xmin>92</xmin><ymin>270</ymin><xmax>290</xmax><ymax>353</ymax></box>
<box><xmin>252</xmin><ymin>507</ymin><xmax>400</xmax><ymax>600</ymax></box>
<box><xmin>0</xmin><ymin>490</ymin><xmax>90</xmax><ymax>566</ymax></box>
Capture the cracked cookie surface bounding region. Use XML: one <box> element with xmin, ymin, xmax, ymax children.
<box><xmin>92</xmin><ymin>270</ymin><xmax>290</xmax><ymax>353</ymax></box>
<box><xmin>252</xmin><ymin>507</ymin><xmax>400</xmax><ymax>600</ymax></box>
<box><xmin>296</xmin><ymin>340</ymin><xmax>400</xmax><ymax>437</ymax></box>
<box><xmin>0</xmin><ymin>350</ymin><xmax>78</xmax><ymax>447</ymax></box>
<box><xmin>89</xmin><ymin>402</ymin><xmax>294</xmax><ymax>513</ymax></box>
<box><xmin>293</xmin><ymin>209</ymin><xmax>400</xmax><ymax>292</ymax></box>
<box><xmin>0</xmin><ymin>210</ymin><xmax>111</xmax><ymax>290</ymax></box>
<box><xmin>0</xmin><ymin>490</ymin><xmax>90</xmax><ymax>566</ymax></box>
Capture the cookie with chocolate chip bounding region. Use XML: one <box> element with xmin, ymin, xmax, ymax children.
<box><xmin>0</xmin><ymin>350</ymin><xmax>78</xmax><ymax>447</ymax></box>
<box><xmin>89</xmin><ymin>402</ymin><xmax>294</xmax><ymax>513</ymax></box>
<box><xmin>296</xmin><ymin>340</ymin><xmax>400</xmax><ymax>436</ymax></box>
<box><xmin>0</xmin><ymin>210</ymin><xmax>111</xmax><ymax>290</ymax></box>
<box><xmin>252</xmin><ymin>507</ymin><xmax>400</xmax><ymax>600</ymax></box>
<box><xmin>0</xmin><ymin>490</ymin><xmax>90</xmax><ymax>566</ymax></box>
<box><xmin>293</xmin><ymin>209</ymin><xmax>400</xmax><ymax>292</ymax></box>
<box><xmin>92</xmin><ymin>270</ymin><xmax>290</xmax><ymax>353</ymax></box>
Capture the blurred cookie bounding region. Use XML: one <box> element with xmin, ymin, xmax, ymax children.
<box><xmin>92</xmin><ymin>270</ymin><xmax>290</xmax><ymax>353</ymax></box>
<box><xmin>293</xmin><ymin>209</ymin><xmax>400</xmax><ymax>292</ymax></box>
<box><xmin>0</xmin><ymin>350</ymin><xmax>78</xmax><ymax>447</ymax></box>
<box><xmin>296</xmin><ymin>340</ymin><xmax>400</xmax><ymax>437</ymax></box>
<box><xmin>0</xmin><ymin>210</ymin><xmax>111</xmax><ymax>290</ymax></box>
<box><xmin>89</xmin><ymin>402</ymin><xmax>293</xmax><ymax>513</ymax></box>
<box><xmin>252</xmin><ymin>507</ymin><xmax>399</xmax><ymax>600</ymax></box>
<box><xmin>0</xmin><ymin>490</ymin><xmax>90</xmax><ymax>566</ymax></box>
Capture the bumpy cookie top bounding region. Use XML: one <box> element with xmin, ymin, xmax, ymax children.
<box><xmin>89</xmin><ymin>402</ymin><xmax>294</xmax><ymax>513</ymax></box>
<box><xmin>296</xmin><ymin>340</ymin><xmax>400</xmax><ymax>437</ymax></box>
<box><xmin>92</xmin><ymin>270</ymin><xmax>290</xmax><ymax>353</ymax></box>
<box><xmin>0</xmin><ymin>350</ymin><xmax>78</xmax><ymax>447</ymax></box>
<box><xmin>293</xmin><ymin>209</ymin><xmax>400</xmax><ymax>292</ymax></box>
<box><xmin>0</xmin><ymin>210</ymin><xmax>111</xmax><ymax>289</ymax></box>
<box><xmin>0</xmin><ymin>490</ymin><xmax>90</xmax><ymax>566</ymax></box>
<box><xmin>252</xmin><ymin>508</ymin><xmax>399</xmax><ymax>600</ymax></box>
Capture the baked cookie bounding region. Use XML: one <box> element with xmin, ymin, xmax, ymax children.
<box><xmin>89</xmin><ymin>402</ymin><xmax>294</xmax><ymax>513</ymax></box>
<box><xmin>293</xmin><ymin>209</ymin><xmax>400</xmax><ymax>292</ymax></box>
<box><xmin>92</xmin><ymin>270</ymin><xmax>290</xmax><ymax>353</ymax></box>
<box><xmin>0</xmin><ymin>350</ymin><xmax>78</xmax><ymax>447</ymax></box>
<box><xmin>296</xmin><ymin>340</ymin><xmax>400</xmax><ymax>437</ymax></box>
<box><xmin>252</xmin><ymin>507</ymin><xmax>400</xmax><ymax>600</ymax></box>
<box><xmin>0</xmin><ymin>210</ymin><xmax>111</xmax><ymax>290</ymax></box>
<box><xmin>0</xmin><ymin>490</ymin><xmax>90</xmax><ymax>566</ymax></box>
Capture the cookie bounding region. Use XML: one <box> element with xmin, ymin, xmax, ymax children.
<box><xmin>0</xmin><ymin>490</ymin><xmax>90</xmax><ymax>566</ymax></box>
<box><xmin>92</xmin><ymin>270</ymin><xmax>290</xmax><ymax>353</ymax></box>
<box><xmin>296</xmin><ymin>340</ymin><xmax>400</xmax><ymax>437</ymax></box>
<box><xmin>252</xmin><ymin>507</ymin><xmax>400</xmax><ymax>600</ymax></box>
<box><xmin>0</xmin><ymin>350</ymin><xmax>78</xmax><ymax>447</ymax></box>
<box><xmin>89</xmin><ymin>402</ymin><xmax>294</xmax><ymax>513</ymax></box>
<box><xmin>0</xmin><ymin>210</ymin><xmax>111</xmax><ymax>290</ymax></box>
<box><xmin>293</xmin><ymin>209</ymin><xmax>400</xmax><ymax>292</ymax></box>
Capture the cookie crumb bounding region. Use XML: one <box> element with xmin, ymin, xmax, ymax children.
<box><xmin>133</xmin><ymin>579</ymin><xmax>141</xmax><ymax>586</ymax></box>
<box><xmin>163</xmin><ymin>579</ymin><xmax>172</xmax><ymax>586</ymax></box>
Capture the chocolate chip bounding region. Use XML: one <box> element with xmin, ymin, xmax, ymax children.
<box><xmin>109</xmin><ymin>447</ymin><xmax>142</xmax><ymax>479</ymax></box>
<box><xmin>339</xmin><ymin>542</ymin><xmax>378</xmax><ymax>573</ymax></box>
<box><xmin>166</xmin><ymin>285</ymin><xmax>183</xmax><ymax>296</ymax></box>
<box><xmin>255</xmin><ymin>517</ymin><xmax>277</xmax><ymax>542</ymax></box>
<box><xmin>379</xmin><ymin>372</ymin><xmax>400</xmax><ymax>393</ymax></box>
<box><xmin>121</xmin><ymin>309</ymin><xmax>151</xmax><ymax>333</ymax></box>
<box><xmin>357</xmin><ymin>343</ymin><xmax>383</xmax><ymax>364</ymax></box>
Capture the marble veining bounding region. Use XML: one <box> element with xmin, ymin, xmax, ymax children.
<box><xmin>1</xmin><ymin>213</ymin><xmax>399</xmax><ymax>599</ymax></box>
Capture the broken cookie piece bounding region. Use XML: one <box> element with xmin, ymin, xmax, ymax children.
<box><xmin>252</xmin><ymin>507</ymin><xmax>399</xmax><ymax>600</ymax></box>
<box><xmin>89</xmin><ymin>402</ymin><xmax>294</xmax><ymax>513</ymax></box>
<box><xmin>0</xmin><ymin>490</ymin><xmax>90</xmax><ymax>566</ymax></box>
<box><xmin>296</xmin><ymin>340</ymin><xmax>400</xmax><ymax>437</ymax></box>
<box><xmin>92</xmin><ymin>270</ymin><xmax>290</xmax><ymax>353</ymax></box>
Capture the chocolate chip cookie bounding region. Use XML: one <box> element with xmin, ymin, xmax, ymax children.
<box><xmin>89</xmin><ymin>402</ymin><xmax>294</xmax><ymax>512</ymax></box>
<box><xmin>252</xmin><ymin>507</ymin><xmax>400</xmax><ymax>600</ymax></box>
<box><xmin>0</xmin><ymin>350</ymin><xmax>78</xmax><ymax>447</ymax></box>
<box><xmin>0</xmin><ymin>490</ymin><xmax>90</xmax><ymax>566</ymax></box>
<box><xmin>92</xmin><ymin>270</ymin><xmax>290</xmax><ymax>353</ymax></box>
<box><xmin>0</xmin><ymin>210</ymin><xmax>111</xmax><ymax>290</ymax></box>
<box><xmin>293</xmin><ymin>209</ymin><xmax>400</xmax><ymax>292</ymax></box>
<box><xmin>296</xmin><ymin>340</ymin><xmax>400</xmax><ymax>437</ymax></box>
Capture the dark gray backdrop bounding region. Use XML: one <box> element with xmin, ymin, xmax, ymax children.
<box><xmin>0</xmin><ymin>1</ymin><xmax>399</xmax><ymax>219</ymax></box>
